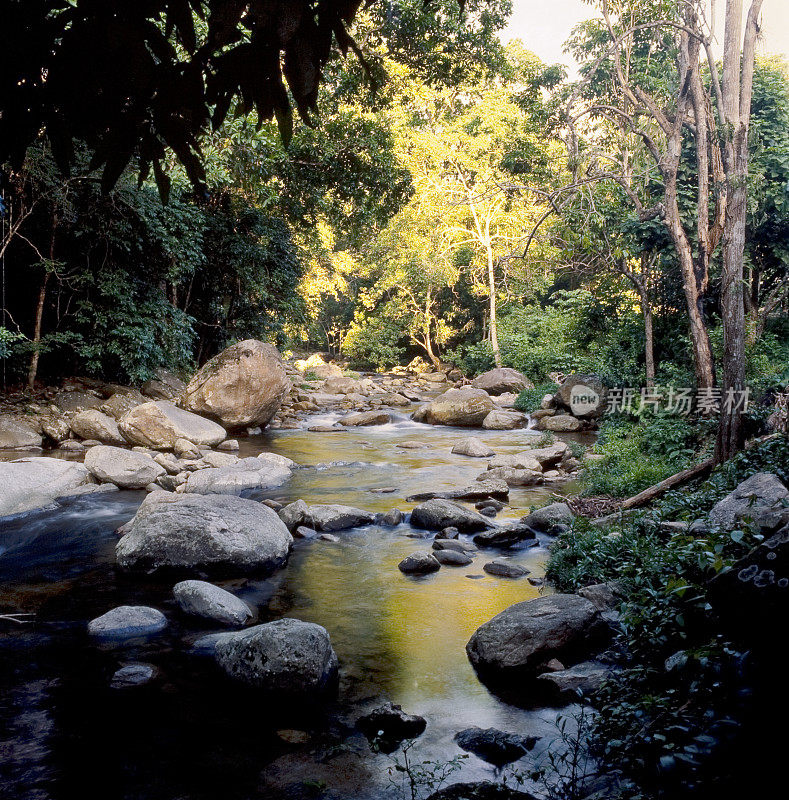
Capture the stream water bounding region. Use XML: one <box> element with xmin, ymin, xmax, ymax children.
<box><xmin>0</xmin><ymin>413</ymin><xmax>592</xmax><ymax>800</ymax></box>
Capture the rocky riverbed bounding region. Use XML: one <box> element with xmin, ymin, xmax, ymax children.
<box><xmin>0</xmin><ymin>349</ymin><xmax>610</xmax><ymax>800</ymax></box>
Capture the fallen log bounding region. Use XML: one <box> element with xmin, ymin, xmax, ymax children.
<box><xmin>620</xmin><ymin>458</ymin><xmax>716</xmax><ymax>511</ymax></box>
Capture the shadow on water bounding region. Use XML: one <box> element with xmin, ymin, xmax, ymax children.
<box><xmin>1</xmin><ymin>421</ymin><xmax>587</xmax><ymax>800</ymax></box>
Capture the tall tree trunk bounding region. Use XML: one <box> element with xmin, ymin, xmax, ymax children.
<box><xmin>641</xmin><ymin>292</ymin><xmax>655</xmax><ymax>389</ymax></box>
<box><xmin>715</xmin><ymin>0</ymin><xmax>764</xmax><ymax>462</ymax></box>
<box><xmin>487</xmin><ymin>247</ymin><xmax>501</xmax><ymax>368</ymax></box>
<box><xmin>27</xmin><ymin>213</ymin><xmax>57</xmax><ymax>390</ymax></box>
<box><xmin>422</xmin><ymin>288</ymin><xmax>440</xmax><ymax>367</ymax></box>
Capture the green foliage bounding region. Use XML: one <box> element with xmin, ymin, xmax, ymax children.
<box><xmin>380</xmin><ymin>739</ymin><xmax>467</xmax><ymax>800</ymax></box>
<box><xmin>0</xmin><ymin>326</ymin><xmax>25</xmax><ymax>361</ymax></box>
<box><xmin>343</xmin><ymin>315</ymin><xmax>407</xmax><ymax>371</ymax></box>
<box><xmin>514</xmin><ymin>383</ymin><xmax>557</xmax><ymax>412</ymax></box>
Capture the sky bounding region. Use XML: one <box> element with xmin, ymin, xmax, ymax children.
<box><xmin>502</xmin><ymin>0</ymin><xmax>789</xmax><ymax>75</ymax></box>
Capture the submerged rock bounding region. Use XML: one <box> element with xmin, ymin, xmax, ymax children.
<box><xmin>181</xmin><ymin>340</ymin><xmax>291</xmax><ymax>429</ymax></box>
<box><xmin>214</xmin><ymin>618</ymin><xmax>338</xmax><ymax>697</ymax></box>
<box><xmin>482</xmin><ymin>561</ymin><xmax>529</xmax><ymax>578</ymax></box>
<box><xmin>84</xmin><ymin>445</ymin><xmax>165</xmax><ymax>489</ymax></box>
<box><xmin>482</xmin><ymin>467</ymin><xmax>543</xmax><ymax>487</ymax></box>
<box><xmin>466</xmin><ymin>594</ymin><xmax>608</xmax><ymax>682</ymax></box>
<box><xmin>398</xmin><ymin>552</ymin><xmax>441</xmax><ymax>574</ymax></box>
<box><xmin>0</xmin><ymin>457</ymin><xmax>91</xmax><ymax>517</ymax></box>
<box><xmin>434</xmin><ymin>549</ymin><xmax>474</xmax><ymax>566</ymax></box>
<box><xmin>116</xmin><ymin>492</ymin><xmax>292</xmax><ymax>575</ymax></box>
<box><xmin>88</xmin><ymin>605</ymin><xmax>168</xmax><ymax>638</ymax></box>
<box><xmin>410</xmin><ymin>499</ymin><xmax>494</xmax><ymax>533</ymax></box>
<box><xmin>357</xmin><ymin>702</ymin><xmax>427</xmax><ymax>750</ymax></box>
<box><xmin>340</xmin><ymin>410</ymin><xmax>391</xmax><ymax>426</ymax></box>
<box><xmin>454</xmin><ymin>727</ymin><xmax>539</xmax><ymax>767</ymax></box>
<box><xmin>173</xmin><ymin>579</ymin><xmax>254</xmax><ymax>626</ymax></box>
<box><xmin>536</xmin><ymin>660</ymin><xmax>613</xmax><ymax>702</ymax></box>
<box><xmin>182</xmin><ymin>457</ymin><xmax>291</xmax><ymax>495</ymax></box>
<box><xmin>473</xmin><ymin>523</ymin><xmax>537</xmax><ymax>549</ymax></box>
<box><xmin>110</xmin><ymin>663</ymin><xmax>158</xmax><ymax>688</ymax></box>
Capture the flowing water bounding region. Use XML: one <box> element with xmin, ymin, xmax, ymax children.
<box><xmin>0</xmin><ymin>414</ymin><xmax>592</xmax><ymax>800</ymax></box>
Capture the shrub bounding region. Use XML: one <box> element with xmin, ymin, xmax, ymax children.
<box><xmin>514</xmin><ymin>382</ymin><xmax>557</xmax><ymax>412</ymax></box>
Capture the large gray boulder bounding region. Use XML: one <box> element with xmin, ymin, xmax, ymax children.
<box><xmin>119</xmin><ymin>400</ymin><xmax>226</xmax><ymax>449</ymax></box>
<box><xmin>410</xmin><ymin>499</ymin><xmax>493</xmax><ymax>533</ymax></box>
<box><xmin>304</xmin><ymin>504</ymin><xmax>376</xmax><ymax>531</ymax></box>
<box><xmin>182</xmin><ymin>457</ymin><xmax>291</xmax><ymax>495</ymax></box>
<box><xmin>70</xmin><ymin>409</ymin><xmax>127</xmax><ymax>444</ymax></box>
<box><xmin>88</xmin><ymin>605</ymin><xmax>167</xmax><ymax>638</ymax></box>
<box><xmin>0</xmin><ymin>457</ymin><xmax>91</xmax><ymax>517</ymax></box>
<box><xmin>84</xmin><ymin>445</ymin><xmax>165</xmax><ymax>489</ymax></box>
<box><xmin>173</xmin><ymin>580</ymin><xmax>253</xmax><ymax>626</ymax></box>
<box><xmin>537</xmin><ymin>414</ymin><xmax>583</xmax><ymax>432</ymax></box>
<box><xmin>554</xmin><ymin>374</ymin><xmax>607</xmax><ymax>419</ymax></box>
<box><xmin>340</xmin><ymin>410</ymin><xmax>391</xmax><ymax>426</ymax></box>
<box><xmin>536</xmin><ymin>661</ymin><xmax>613</xmax><ymax>702</ymax></box>
<box><xmin>471</xmin><ymin>368</ymin><xmax>532</xmax><ymax>396</ymax></box>
<box><xmin>142</xmin><ymin>368</ymin><xmax>186</xmax><ymax>401</ymax></box>
<box><xmin>399</xmin><ymin>551</ymin><xmax>441</xmax><ymax>573</ymax></box>
<box><xmin>482</xmin><ymin>467</ymin><xmax>543</xmax><ymax>487</ymax></box>
<box><xmin>417</xmin><ymin>388</ymin><xmax>495</xmax><ymax>427</ymax></box>
<box><xmin>452</xmin><ymin>437</ymin><xmax>495</xmax><ymax>458</ymax></box>
<box><xmin>521</xmin><ymin>502</ymin><xmax>574</xmax><ymax>535</ymax></box>
<box><xmin>466</xmin><ymin>594</ymin><xmax>607</xmax><ymax>682</ymax></box>
<box><xmin>182</xmin><ymin>340</ymin><xmax>291</xmax><ymax>429</ymax></box>
<box><xmin>709</xmin><ymin>472</ymin><xmax>789</xmax><ymax>532</ymax></box>
<box><xmin>488</xmin><ymin>452</ymin><xmax>542</xmax><ymax>472</ymax></box>
<box><xmin>214</xmin><ymin>618</ymin><xmax>338</xmax><ymax>697</ymax></box>
<box><xmin>116</xmin><ymin>492</ymin><xmax>292</xmax><ymax>575</ymax></box>
<box><xmin>101</xmin><ymin>390</ymin><xmax>146</xmax><ymax>420</ymax></box>
<box><xmin>482</xmin><ymin>410</ymin><xmax>529</xmax><ymax>430</ymax></box>
<box><xmin>0</xmin><ymin>414</ymin><xmax>42</xmax><ymax>449</ymax></box>
<box><xmin>527</xmin><ymin>442</ymin><xmax>570</xmax><ymax>469</ymax></box>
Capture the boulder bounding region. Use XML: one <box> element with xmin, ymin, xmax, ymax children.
<box><xmin>53</xmin><ymin>391</ymin><xmax>103</xmax><ymax>412</ymax></box>
<box><xmin>41</xmin><ymin>416</ymin><xmax>71</xmax><ymax>443</ymax></box>
<box><xmin>0</xmin><ymin>414</ymin><xmax>42</xmax><ymax>449</ymax></box>
<box><xmin>471</xmin><ymin>368</ymin><xmax>532</xmax><ymax>396</ymax></box>
<box><xmin>70</xmin><ymin>409</ymin><xmax>126</xmax><ymax>444</ymax></box>
<box><xmin>482</xmin><ymin>467</ymin><xmax>543</xmax><ymax>487</ymax></box>
<box><xmin>214</xmin><ymin>618</ymin><xmax>338</xmax><ymax>697</ymax></box>
<box><xmin>527</xmin><ymin>442</ymin><xmax>570</xmax><ymax>469</ymax></box>
<box><xmin>577</xmin><ymin>583</ymin><xmax>620</xmax><ymax>612</ymax></box>
<box><xmin>173</xmin><ymin>580</ymin><xmax>254</xmax><ymax>626</ymax></box>
<box><xmin>494</xmin><ymin>393</ymin><xmax>519</xmax><ymax>408</ymax></box>
<box><xmin>357</xmin><ymin>702</ymin><xmax>427</xmax><ymax>750</ymax></box>
<box><xmin>142</xmin><ymin>368</ymin><xmax>186</xmax><ymax>401</ymax></box>
<box><xmin>84</xmin><ymin>445</ymin><xmax>165</xmax><ymax>489</ymax></box>
<box><xmin>554</xmin><ymin>374</ymin><xmax>607</xmax><ymax>419</ymax></box>
<box><xmin>537</xmin><ymin>414</ymin><xmax>583</xmax><ymax>432</ymax></box>
<box><xmin>87</xmin><ymin>606</ymin><xmax>167</xmax><ymax>638</ymax></box>
<box><xmin>451</xmin><ymin>437</ymin><xmax>495</xmax><ymax>458</ymax></box>
<box><xmin>709</xmin><ymin>473</ymin><xmax>789</xmax><ymax>532</ymax></box>
<box><xmin>323</xmin><ymin>376</ymin><xmax>362</xmax><ymax>395</ymax></box>
<box><xmin>483</xmin><ymin>561</ymin><xmax>529</xmax><ymax>578</ymax></box>
<box><xmin>278</xmin><ymin>499</ymin><xmax>309</xmax><ymax>532</ymax></box>
<box><xmin>305</xmin><ymin>504</ymin><xmax>377</xmax><ymax>531</ymax></box>
<box><xmin>536</xmin><ymin>661</ymin><xmax>613</xmax><ymax>702</ymax></box>
<box><xmin>418</xmin><ymin>388</ymin><xmax>495</xmax><ymax>427</ymax></box>
<box><xmin>312</xmin><ymin>363</ymin><xmax>344</xmax><ymax>379</ymax></box>
<box><xmin>521</xmin><ymin>502</ymin><xmax>574</xmax><ymax>535</ymax></box>
<box><xmin>340</xmin><ymin>411</ymin><xmax>391</xmax><ymax>426</ymax></box>
<box><xmin>454</xmin><ymin>727</ymin><xmax>539</xmax><ymax>767</ymax></box>
<box><xmin>407</xmin><ymin>481</ymin><xmax>509</xmax><ymax>502</ymax></box>
<box><xmin>482</xmin><ymin>410</ymin><xmax>529</xmax><ymax>430</ymax></box>
<box><xmin>434</xmin><ymin>549</ymin><xmax>474</xmax><ymax>566</ymax></box>
<box><xmin>0</xmin><ymin>457</ymin><xmax>91</xmax><ymax>517</ymax></box>
<box><xmin>110</xmin><ymin>663</ymin><xmax>158</xmax><ymax>689</ymax></box>
<box><xmin>433</xmin><ymin>539</ymin><xmax>476</xmax><ymax>553</ymax></box>
<box><xmin>119</xmin><ymin>401</ymin><xmax>226</xmax><ymax>449</ymax></box>
<box><xmin>473</xmin><ymin>524</ymin><xmax>536</xmax><ymax>549</ymax></box>
<box><xmin>377</xmin><ymin>508</ymin><xmax>404</xmax><ymax>526</ymax></box>
<box><xmin>182</xmin><ymin>457</ymin><xmax>291</xmax><ymax>495</ymax></box>
<box><xmin>101</xmin><ymin>390</ymin><xmax>146</xmax><ymax>420</ymax></box>
<box><xmin>182</xmin><ymin>340</ymin><xmax>291</xmax><ymax>429</ymax></box>
<box><xmin>410</xmin><ymin>499</ymin><xmax>493</xmax><ymax>533</ymax></box>
<box><xmin>487</xmin><ymin>452</ymin><xmax>542</xmax><ymax>472</ymax></box>
<box><xmin>398</xmin><ymin>552</ymin><xmax>441</xmax><ymax>574</ymax></box>
<box><xmin>466</xmin><ymin>594</ymin><xmax>607</xmax><ymax>682</ymax></box>
<box><xmin>116</xmin><ymin>492</ymin><xmax>292</xmax><ymax>575</ymax></box>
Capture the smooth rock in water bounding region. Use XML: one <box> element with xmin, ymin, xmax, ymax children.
<box><xmin>88</xmin><ymin>606</ymin><xmax>167</xmax><ymax>638</ymax></box>
<box><xmin>483</xmin><ymin>561</ymin><xmax>529</xmax><ymax>578</ymax></box>
<box><xmin>410</xmin><ymin>499</ymin><xmax>493</xmax><ymax>533</ymax></box>
<box><xmin>466</xmin><ymin>595</ymin><xmax>607</xmax><ymax>682</ymax></box>
<box><xmin>521</xmin><ymin>502</ymin><xmax>574</xmax><ymax>535</ymax></box>
<box><xmin>482</xmin><ymin>410</ymin><xmax>529</xmax><ymax>430</ymax></box>
<box><xmin>537</xmin><ymin>414</ymin><xmax>583</xmax><ymax>432</ymax></box>
<box><xmin>709</xmin><ymin>472</ymin><xmax>789</xmax><ymax>532</ymax></box>
<box><xmin>120</xmin><ymin>400</ymin><xmax>226</xmax><ymax>449</ymax></box>
<box><xmin>70</xmin><ymin>409</ymin><xmax>126</xmax><ymax>444</ymax></box>
<box><xmin>483</xmin><ymin>467</ymin><xmax>543</xmax><ymax>487</ymax></box>
<box><xmin>214</xmin><ymin>618</ymin><xmax>338</xmax><ymax>697</ymax></box>
<box><xmin>407</xmin><ymin>481</ymin><xmax>510</xmax><ymax>502</ymax></box>
<box><xmin>323</xmin><ymin>376</ymin><xmax>362</xmax><ymax>395</ymax></box>
<box><xmin>454</xmin><ymin>727</ymin><xmax>539</xmax><ymax>767</ymax></box>
<box><xmin>440</xmin><ymin>526</ymin><xmax>460</xmax><ymax>539</ymax></box>
<box><xmin>278</xmin><ymin>499</ymin><xmax>309</xmax><ymax>532</ymax></box>
<box><xmin>101</xmin><ymin>390</ymin><xmax>146</xmax><ymax>420</ymax></box>
<box><xmin>173</xmin><ymin>579</ymin><xmax>254</xmax><ymax>626</ymax></box>
<box><xmin>357</xmin><ymin>702</ymin><xmax>427</xmax><ymax>749</ymax></box>
<box><xmin>396</xmin><ymin>441</ymin><xmax>428</xmax><ymax>449</ymax></box>
<box><xmin>377</xmin><ymin>508</ymin><xmax>403</xmax><ymax>526</ymax></box>
<box><xmin>417</xmin><ymin>388</ymin><xmax>495</xmax><ymax>427</ymax></box>
<box><xmin>0</xmin><ymin>457</ymin><xmax>91</xmax><ymax>517</ymax></box>
<box><xmin>488</xmin><ymin>452</ymin><xmax>542</xmax><ymax>472</ymax></box>
<box><xmin>479</xmin><ymin>506</ymin><xmax>498</xmax><ymax>518</ymax></box>
<box><xmin>217</xmin><ymin>438</ymin><xmax>240</xmax><ymax>451</ymax></box>
<box><xmin>142</xmin><ymin>368</ymin><xmax>186</xmax><ymax>401</ymax></box>
<box><xmin>554</xmin><ymin>374</ymin><xmax>607</xmax><ymax>419</ymax></box>
<box><xmin>399</xmin><ymin>552</ymin><xmax>441</xmax><ymax>574</ymax></box>
<box><xmin>182</xmin><ymin>457</ymin><xmax>291</xmax><ymax>495</ymax></box>
<box><xmin>471</xmin><ymin>368</ymin><xmax>532</xmax><ymax>396</ymax></box>
<box><xmin>305</xmin><ymin>504</ymin><xmax>376</xmax><ymax>531</ymax></box>
<box><xmin>527</xmin><ymin>443</ymin><xmax>569</xmax><ymax>469</ymax></box>
<box><xmin>473</xmin><ymin>523</ymin><xmax>537</xmax><ymax>549</ymax></box>
<box><xmin>182</xmin><ymin>341</ymin><xmax>291</xmax><ymax>428</ymax></box>
<box><xmin>340</xmin><ymin>410</ymin><xmax>391</xmax><ymax>426</ymax></box>
<box><xmin>476</xmin><ymin>499</ymin><xmax>505</xmax><ymax>512</ymax></box>
<box><xmin>434</xmin><ymin>549</ymin><xmax>473</xmax><ymax>566</ymax></box>
<box><xmin>433</xmin><ymin>539</ymin><xmax>476</xmax><ymax>553</ymax></box>
<box><xmin>307</xmin><ymin>424</ymin><xmax>346</xmax><ymax>433</ymax></box>
<box><xmin>116</xmin><ymin>492</ymin><xmax>292</xmax><ymax>575</ymax></box>
<box><xmin>0</xmin><ymin>415</ymin><xmax>42</xmax><ymax>449</ymax></box>
<box><xmin>84</xmin><ymin>445</ymin><xmax>165</xmax><ymax>489</ymax></box>
<box><xmin>451</xmin><ymin>437</ymin><xmax>495</xmax><ymax>458</ymax></box>
<box><xmin>59</xmin><ymin>439</ymin><xmax>85</xmax><ymax>452</ymax></box>
<box><xmin>319</xmin><ymin>533</ymin><xmax>340</xmax><ymax>542</ymax></box>
<box><xmin>294</xmin><ymin>525</ymin><xmax>318</xmax><ymax>539</ymax></box>
<box><xmin>536</xmin><ymin>661</ymin><xmax>612</xmax><ymax>702</ymax></box>
<box><xmin>110</xmin><ymin>663</ymin><xmax>158</xmax><ymax>688</ymax></box>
